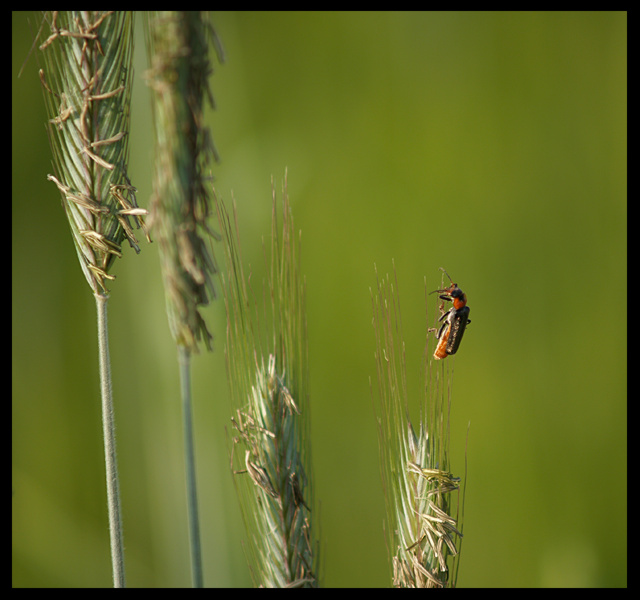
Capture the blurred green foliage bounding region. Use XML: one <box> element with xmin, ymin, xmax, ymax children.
<box><xmin>13</xmin><ymin>11</ymin><xmax>626</xmax><ymax>587</ymax></box>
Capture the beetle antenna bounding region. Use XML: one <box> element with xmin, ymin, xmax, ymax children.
<box><xmin>438</xmin><ymin>267</ymin><xmax>453</xmax><ymax>284</ymax></box>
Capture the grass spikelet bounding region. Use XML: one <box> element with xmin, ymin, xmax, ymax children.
<box><xmin>146</xmin><ymin>11</ymin><xmax>223</xmax><ymax>353</ymax></box>
<box><xmin>371</xmin><ymin>263</ymin><xmax>465</xmax><ymax>588</ymax></box>
<box><xmin>40</xmin><ymin>11</ymin><xmax>147</xmax><ymax>296</ymax></box>
<box><xmin>215</xmin><ymin>175</ymin><xmax>318</xmax><ymax>588</ymax></box>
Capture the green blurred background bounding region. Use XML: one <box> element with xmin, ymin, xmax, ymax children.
<box><xmin>13</xmin><ymin>11</ymin><xmax>626</xmax><ymax>587</ymax></box>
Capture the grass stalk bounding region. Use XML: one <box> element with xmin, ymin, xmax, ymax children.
<box><xmin>178</xmin><ymin>347</ymin><xmax>203</xmax><ymax>588</ymax></box>
<box><xmin>371</xmin><ymin>263</ymin><xmax>465</xmax><ymax>587</ymax></box>
<box><xmin>95</xmin><ymin>292</ymin><xmax>125</xmax><ymax>587</ymax></box>
<box><xmin>39</xmin><ymin>11</ymin><xmax>145</xmax><ymax>586</ymax></box>
<box><xmin>145</xmin><ymin>11</ymin><xmax>223</xmax><ymax>587</ymax></box>
<box><xmin>214</xmin><ymin>176</ymin><xmax>318</xmax><ymax>587</ymax></box>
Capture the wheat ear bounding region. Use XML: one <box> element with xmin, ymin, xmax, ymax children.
<box><xmin>214</xmin><ymin>176</ymin><xmax>318</xmax><ymax>587</ymax></box>
<box><xmin>371</xmin><ymin>264</ymin><xmax>464</xmax><ymax>587</ymax></box>
<box><xmin>145</xmin><ymin>11</ymin><xmax>223</xmax><ymax>587</ymax></box>
<box><xmin>39</xmin><ymin>11</ymin><xmax>146</xmax><ymax>587</ymax></box>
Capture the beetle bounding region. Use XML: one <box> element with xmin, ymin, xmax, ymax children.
<box><xmin>430</xmin><ymin>268</ymin><xmax>470</xmax><ymax>359</ymax></box>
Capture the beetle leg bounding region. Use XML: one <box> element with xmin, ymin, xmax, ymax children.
<box><xmin>436</xmin><ymin>316</ymin><xmax>450</xmax><ymax>339</ymax></box>
<box><xmin>437</xmin><ymin>308</ymin><xmax>452</xmax><ymax>324</ymax></box>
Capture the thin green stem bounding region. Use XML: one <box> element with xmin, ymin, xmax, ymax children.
<box><xmin>178</xmin><ymin>346</ymin><xmax>203</xmax><ymax>588</ymax></box>
<box><xmin>95</xmin><ymin>292</ymin><xmax>126</xmax><ymax>588</ymax></box>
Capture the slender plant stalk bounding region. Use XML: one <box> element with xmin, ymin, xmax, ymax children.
<box><xmin>96</xmin><ymin>292</ymin><xmax>125</xmax><ymax>587</ymax></box>
<box><xmin>371</xmin><ymin>263</ymin><xmax>465</xmax><ymax>588</ymax></box>
<box><xmin>145</xmin><ymin>11</ymin><xmax>223</xmax><ymax>587</ymax></box>
<box><xmin>39</xmin><ymin>11</ymin><xmax>146</xmax><ymax>587</ymax></box>
<box><xmin>178</xmin><ymin>346</ymin><xmax>203</xmax><ymax>587</ymax></box>
<box><xmin>214</xmin><ymin>176</ymin><xmax>318</xmax><ymax>588</ymax></box>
